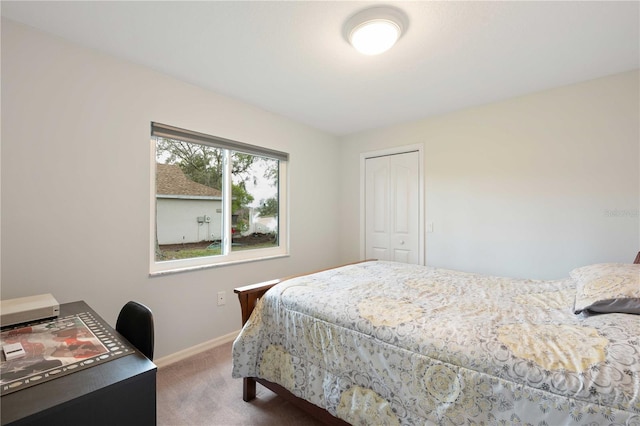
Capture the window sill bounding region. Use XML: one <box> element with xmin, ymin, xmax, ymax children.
<box><xmin>149</xmin><ymin>253</ymin><xmax>290</xmax><ymax>277</ymax></box>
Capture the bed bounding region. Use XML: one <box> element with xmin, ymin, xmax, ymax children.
<box><xmin>232</xmin><ymin>258</ymin><xmax>640</xmax><ymax>425</ymax></box>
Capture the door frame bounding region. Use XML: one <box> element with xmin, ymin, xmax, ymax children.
<box><xmin>360</xmin><ymin>144</ymin><xmax>425</xmax><ymax>265</ymax></box>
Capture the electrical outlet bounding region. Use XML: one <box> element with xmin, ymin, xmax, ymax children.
<box><xmin>217</xmin><ymin>291</ymin><xmax>226</xmax><ymax>306</ymax></box>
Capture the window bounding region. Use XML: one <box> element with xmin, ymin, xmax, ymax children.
<box><xmin>150</xmin><ymin>123</ymin><xmax>288</xmax><ymax>274</ymax></box>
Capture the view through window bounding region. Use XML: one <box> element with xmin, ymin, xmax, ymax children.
<box><xmin>151</xmin><ymin>123</ymin><xmax>287</xmax><ymax>272</ymax></box>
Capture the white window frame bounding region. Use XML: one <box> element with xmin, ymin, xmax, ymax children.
<box><xmin>149</xmin><ymin>123</ymin><xmax>289</xmax><ymax>275</ymax></box>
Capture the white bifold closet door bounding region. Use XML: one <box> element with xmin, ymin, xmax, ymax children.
<box><xmin>364</xmin><ymin>151</ymin><xmax>420</xmax><ymax>264</ymax></box>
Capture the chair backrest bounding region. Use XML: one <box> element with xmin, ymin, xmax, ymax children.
<box><xmin>116</xmin><ymin>301</ymin><xmax>154</xmax><ymax>361</ymax></box>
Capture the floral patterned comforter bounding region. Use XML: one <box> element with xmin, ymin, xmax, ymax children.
<box><xmin>232</xmin><ymin>261</ymin><xmax>640</xmax><ymax>425</ymax></box>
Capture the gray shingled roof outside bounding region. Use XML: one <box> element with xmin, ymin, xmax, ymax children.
<box><xmin>156</xmin><ymin>163</ymin><xmax>222</xmax><ymax>198</ymax></box>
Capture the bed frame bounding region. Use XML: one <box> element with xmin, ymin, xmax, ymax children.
<box><xmin>233</xmin><ymin>261</ymin><xmax>371</xmax><ymax>425</ymax></box>
<box><xmin>234</xmin><ymin>254</ymin><xmax>640</xmax><ymax>424</ymax></box>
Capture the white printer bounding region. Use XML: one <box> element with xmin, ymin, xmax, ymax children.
<box><xmin>1</xmin><ymin>293</ymin><xmax>60</xmax><ymax>327</ymax></box>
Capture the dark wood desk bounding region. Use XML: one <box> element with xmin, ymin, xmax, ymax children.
<box><xmin>1</xmin><ymin>301</ymin><xmax>157</xmax><ymax>426</ymax></box>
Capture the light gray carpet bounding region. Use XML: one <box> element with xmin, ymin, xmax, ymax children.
<box><xmin>157</xmin><ymin>341</ymin><xmax>326</xmax><ymax>426</ymax></box>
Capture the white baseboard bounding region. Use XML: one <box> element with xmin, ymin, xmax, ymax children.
<box><xmin>154</xmin><ymin>329</ymin><xmax>240</xmax><ymax>369</ymax></box>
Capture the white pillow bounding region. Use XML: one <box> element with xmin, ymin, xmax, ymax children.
<box><xmin>571</xmin><ymin>263</ymin><xmax>640</xmax><ymax>314</ymax></box>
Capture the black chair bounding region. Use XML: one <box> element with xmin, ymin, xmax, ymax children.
<box><xmin>116</xmin><ymin>301</ymin><xmax>155</xmax><ymax>361</ymax></box>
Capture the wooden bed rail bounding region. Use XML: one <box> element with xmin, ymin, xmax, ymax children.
<box><xmin>234</xmin><ymin>279</ymin><xmax>281</xmax><ymax>325</ymax></box>
<box><xmin>234</xmin><ymin>279</ymin><xmax>283</xmax><ymax>402</ymax></box>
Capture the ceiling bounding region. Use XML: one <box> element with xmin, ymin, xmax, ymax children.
<box><xmin>2</xmin><ymin>1</ymin><xmax>639</xmax><ymax>136</ymax></box>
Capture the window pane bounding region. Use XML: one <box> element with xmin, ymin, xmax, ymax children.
<box><xmin>231</xmin><ymin>154</ymin><xmax>279</xmax><ymax>252</ymax></box>
<box><xmin>151</xmin><ymin>125</ymin><xmax>288</xmax><ymax>274</ymax></box>
<box><xmin>155</xmin><ymin>138</ymin><xmax>224</xmax><ymax>261</ymax></box>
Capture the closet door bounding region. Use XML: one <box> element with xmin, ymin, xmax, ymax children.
<box><xmin>365</xmin><ymin>151</ymin><xmax>420</xmax><ymax>264</ymax></box>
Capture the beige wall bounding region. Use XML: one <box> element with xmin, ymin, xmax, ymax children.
<box><xmin>1</xmin><ymin>19</ymin><xmax>341</xmax><ymax>358</ymax></box>
<box><xmin>338</xmin><ymin>70</ymin><xmax>640</xmax><ymax>279</ymax></box>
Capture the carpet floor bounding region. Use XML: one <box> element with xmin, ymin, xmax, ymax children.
<box><xmin>157</xmin><ymin>341</ymin><xmax>327</xmax><ymax>426</ymax></box>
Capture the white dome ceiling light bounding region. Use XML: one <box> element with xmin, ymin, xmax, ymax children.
<box><xmin>344</xmin><ymin>6</ymin><xmax>408</xmax><ymax>56</ymax></box>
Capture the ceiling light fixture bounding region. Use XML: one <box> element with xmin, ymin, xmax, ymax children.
<box><xmin>344</xmin><ymin>6</ymin><xmax>408</xmax><ymax>56</ymax></box>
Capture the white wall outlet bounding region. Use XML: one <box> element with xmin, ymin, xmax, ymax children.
<box><xmin>217</xmin><ymin>291</ymin><xmax>226</xmax><ymax>306</ymax></box>
<box><xmin>427</xmin><ymin>222</ymin><xmax>434</xmax><ymax>233</ymax></box>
